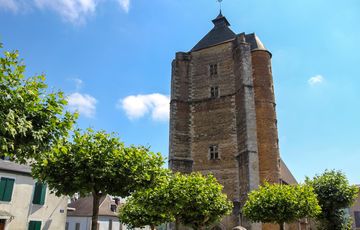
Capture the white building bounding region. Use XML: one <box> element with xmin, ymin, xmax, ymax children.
<box><xmin>0</xmin><ymin>159</ymin><xmax>68</xmax><ymax>230</ymax></box>
<box><xmin>67</xmin><ymin>195</ymin><xmax>123</xmax><ymax>230</ymax></box>
<box><xmin>67</xmin><ymin>195</ymin><xmax>151</xmax><ymax>230</ymax></box>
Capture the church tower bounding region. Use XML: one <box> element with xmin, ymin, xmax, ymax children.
<box><xmin>169</xmin><ymin>12</ymin><xmax>281</xmax><ymax>230</ymax></box>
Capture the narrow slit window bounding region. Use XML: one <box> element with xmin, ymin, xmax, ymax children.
<box><xmin>210</xmin><ymin>87</ymin><xmax>219</xmax><ymax>98</ymax></box>
<box><xmin>210</xmin><ymin>64</ymin><xmax>218</xmax><ymax>76</ymax></box>
<box><xmin>209</xmin><ymin>145</ymin><xmax>219</xmax><ymax>160</ymax></box>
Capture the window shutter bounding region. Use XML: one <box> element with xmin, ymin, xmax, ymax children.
<box><xmin>0</xmin><ymin>178</ymin><xmax>6</xmax><ymax>200</ymax></box>
<box><xmin>28</xmin><ymin>221</ymin><xmax>41</xmax><ymax>230</ymax></box>
<box><xmin>0</xmin><ymin>178</ymin><xmax>15</xmax><ymax>202</ymax></box>
<box><xmin>39</xmin><ymin>183</ymin><xmax>47</xmax><ymax>205</ymax></box>
<box><xmin>33</xmin><ymin>182</ymin><xmax>46</xmax><ymax>205</ymax></box>
<box><xmin>3</xmin><ymin>178</ymin><xmax>14</xmax><ymax>201</ymax></box>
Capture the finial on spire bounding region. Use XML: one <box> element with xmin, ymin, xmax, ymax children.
<box><xmin>217</xmin><ymin>0</ymin><xmax>223</xmax><ymax>14</ymax></box>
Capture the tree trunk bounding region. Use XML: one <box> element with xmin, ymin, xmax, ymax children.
<box><xmin>279</xmin><ymin>222</ymin><xmax>284</xmax><ymax>230</ymax></box>
<box><xmin>175</xmin><ymin>219</ymin><xmax>180</xmax><ymax>230</ymax></box>
<box><xmin>151</xmin><ymin>224</ymin><xmax>155</xmax><ymax>230</ymax></box>
<box><xmin>91</xmin><ymin>191</ymin><xmax>101</xmax><ymax>230</ymax></box>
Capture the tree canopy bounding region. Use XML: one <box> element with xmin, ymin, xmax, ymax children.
<box><xmin>169</xmin><ymin>173</ymin><xmax>233</xmax><ymax>230</ymax></box>
<box><xmin>306</xmin><ymin>170</ymin><xmax>359</xmax><ymax>230</ymax></box>
<box><xmin>0</xmin><ymin>43</ymin><xmax>77</xmax><ymax>163</ymax></box>
<box><xmin>119</xmin><ymin>172</ymin><xmax>233</xmax><ymax>230</ymax></box>
<box><xmin>119</xmin><ymin>172</ymin><xmax>174</xmax><ymax>230</ymax></box>
<box><xmin>32</xmin><ymin>128</ymin><xmax>165</xmax><ymax>230</ymax></box>
<box><xmin>243</xmin><ymin>182</ymin><xmax>321</xmax><ymax>230</ymax></box>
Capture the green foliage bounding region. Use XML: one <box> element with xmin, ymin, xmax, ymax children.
<box><xmin>32</xmin><ymin>128</ymin><xmax>165</xmax><ymax>230</ymax></box>
<box><xmin>0</xmin><ymin>45</ymin><xmax>77</xmax><ymax>163</ymax></box>
<box><xmin>32</xmin><ymin>128</ymin><xmax>164</xmax><ymax>197</ymax></box>
<box><xmin>119</xmin><ymin>172</ymin><xmax>232</xmax><ymax>230</ymax></box>
<box><xmin>306</xmin><ymin>170</ymin><xmax>359</xmax><ymax>230</ymax></box>
<box><xmin>243</xmin><ymin>182</ymin><xmax>321</xmax><ymax>229</ymax></box>
<box><xmin>169</xmin><ymin>173</ymin><xmax>233</xmax><ymax>230</ymax></box>
<box><xmin>119</xmin><ymin>171</ymin><xmax>174</xmax><ymax>229</ymax></box>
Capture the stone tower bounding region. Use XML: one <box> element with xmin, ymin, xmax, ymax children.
<box><xmin>169</xmin><ymin>12</ymin><xmax>281</xmax><ymax>230</ymax></box>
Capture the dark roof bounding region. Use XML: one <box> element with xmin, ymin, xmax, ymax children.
<box><xmin>68</xmin><ymin>195</ymin><xmax>118</xmax><ymax>217</ymax></box>
<box><xmin>191</xmin><ymin>12</ymin><xmax>236</xmax><ymax>52</ymax></box>
<box><xmin>0</xmin><ymin>160</ymin><xmax>31</xmax><ymax>175</ymax></box>
<box><xmin>280</xmin><ymin>159</ymin><xmax>298</xmax><ymax>185</ymax></box>
<box><xmin>191</xmin><ymin>13</ymin><xmax>269</xmax><ymax>53</ymax></box>
<box><xmin>245</xmin><ymin>33</ymin><xmax>268</xmax><ymax>51</ymax></box>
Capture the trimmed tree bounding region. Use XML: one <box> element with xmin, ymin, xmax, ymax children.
<box><xmin>0</xmin><ymin>43</ymin><xmax>77</xmax><ymax>163</ymax></box>
<box><xmin>120</xmin><ymin>172</ymin><xmax>233</xmax><ymax>230</ymax></box>
<box><xmin>306</xmin><ymin>170</ymin><xmax>359</xmax><ymax>230</ymax></box>
<box><xmin>243</xmin><ymin>182</ymin><xmax>321</xmax><ymax>230</ymax></box>
<box><xmin>32</xmin><ymin>128</ymin><xmax>164</xmax><ymax>230</ymax></box>
<box><xmin>169</xmin><ymin>173</ymin><xmax>233</xmax><ymax>230</ymax></box>
<box><xmin>119</xmin><ymin>172</ymin><xmax>174</xmax><ymax>230</ymax></box>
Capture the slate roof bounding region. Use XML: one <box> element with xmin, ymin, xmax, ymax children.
<box><xmin>280</xmin><ymin>159</ymin><xmax>298</xmax><ymax>185</ymax></box>
<box><xmin>67</xmin><ymin>194</ymin><xmax>118</xmax><ymax>217</ymax></box>
<box><xmin>191</xmin><ymin>12</ymin><xmax>269</xmax><ymax>53</ymax></box>
<box><xmin>191</xmin><ymin>12</ymin><xmax>236</xmax><ymax>52</ymax></box>
<box><xmin>0</xmin><ymin>159</ymin><xmax>31</xmax><ymax>175</ymax></box>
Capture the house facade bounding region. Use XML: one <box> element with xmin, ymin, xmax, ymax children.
<box><xmin>350</xmin><ymin>185</ymin><xmax>360</xmax><ymax>229</ymax></box>
<box><xmin>67</xmin><ymin>195</ymin><xmax>145</xmax><ymax>230</ymax></box>
<box><xmin>0</xmin><ymin>159</ymin><xmax>67</xmax><ymax>230</ymax></box>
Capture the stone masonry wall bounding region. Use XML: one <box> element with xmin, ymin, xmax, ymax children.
<box><xmin>169</xmin><ymin>52</ymin><xmax>193</xmax><ymax>173</ymax></box>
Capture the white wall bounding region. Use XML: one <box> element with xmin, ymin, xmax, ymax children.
<box><xmin>66</xmin><ymin>216</ymin><xmax>150</xmax><ymax>230</ymax></box>
<box><xmin>0</xmin><ymin>171</ymin><xmax>67</xmax><ymax>230</ymax></box>
<box><xmin>67</xmin><ymin>216</ymin><xmax>122</xmax><ymax>230</ymax></box>
<box><xmin>66</xmin><ymin>216</ymin><xmax>91</xmax><ymax>230</ymax></box>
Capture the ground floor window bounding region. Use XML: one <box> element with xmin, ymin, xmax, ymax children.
<box><xmin>28</xmin><ymin>220</ymin><xmax>41</xmax><ymax>230</ymax></box>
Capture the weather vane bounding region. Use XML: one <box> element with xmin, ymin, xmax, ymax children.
<box><xmin>217</xmin><ymin>0</ymin><xmax>223</xmax><ymax>13</ymax></box>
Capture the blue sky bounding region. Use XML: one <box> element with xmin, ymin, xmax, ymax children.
<box><xmin>1</xmin><ymin>0</ymin><xmax>359</xmax><ymax>184</ymax></box>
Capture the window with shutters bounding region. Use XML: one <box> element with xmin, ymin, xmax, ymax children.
<box><xmin>0</xmin><ymin>177</ymin><xmax>15</xmax><ymax>202</ymax></box>
<box><xmin>32</xmin><ymin>182</ymin><xmax>47</xmax><ymax>205</ymax></box>
<box><xmin>210</xmin><ymin>64</ymin><xmax>218</xmax><ymax>77</ymax></box>
<box><xmin>209</xmin><ymin>145</ymin><xmax>219</xmax><ymax>160</ymax></box>
<box><xmin>210</xmin><ymin>87</ymin><xmax>219</xmax><ymax>98</ymax></box>
<box><xmin>28</xmin><ymin>220</ymin><xmax>41</xmax><ymax>230</ymax></box>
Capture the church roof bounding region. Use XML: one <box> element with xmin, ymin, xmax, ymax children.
<box><xmin>191</xmin><ymin>12</ymin><xmax>269</xmax><ymax>53</ymax></box>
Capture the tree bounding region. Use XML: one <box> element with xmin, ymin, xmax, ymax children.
<box><xmin>119</xmin><ymin>172</ymin><xmax>174</xmax><ymax>230</ymax></box>
<box><xmin>120</xmin><ymin>172</ymin><xmax>232</xmax><ymax>230</ymax></box>
<box><xmin>32</xmin><ymin>128</ymin><xmax>164</xmax><ymax>230</ymax></box>
<box><xmin>243</xmin><ymin>182</ymin><xmax>321</xmax><ymax>230</ymax></box>
<box><xmin>0</xmin><ymin>43</ymin><xmax>77</xmax><ymax>163</ymax></box>
<box><xmin>169</xmin><ymin>173</ymin><xmax>233</xmax><ymax>230</ymax></box>
<box><xmin>306</xmin><ymin>170</ymin><xmax>359</xmax><ymax>230</ymax></box>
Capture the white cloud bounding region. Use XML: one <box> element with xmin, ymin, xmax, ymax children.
<box><xmin>117</xmin><ymin>0</ymin><xmax>129</xmax><ymax>13</ymax></box>
<box><xmin>0</xmin><ymin>0</ymin><xmax>28</xmax><ymax>13</ymax></box>
<box><xmin>308</xmin><ymin>75</ymin><xmax>324</xmax><ymax>86</ymax></box>
<box><xmin>67</xmin><ymin>92</ymin><xmax>97</xmax><ymax>118</ymax></box>
<box><xmin>34</xmin><ymin>0</ymin><xmax>98</xmax><ymax>24</ymax></box>
<box><xmin>72</xmin><ymin>78</ymin><xmax>83</xmax><ymax>91</ymax></box>
<box><xmin>0</xmin><ymin>0</ymin><xmax>130</xmax><ymax>25</ymax></box>
<box><xmin>119</xmin><ymin>93</ymin><xmax>170</xmax><ymax>121</ymax></box>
